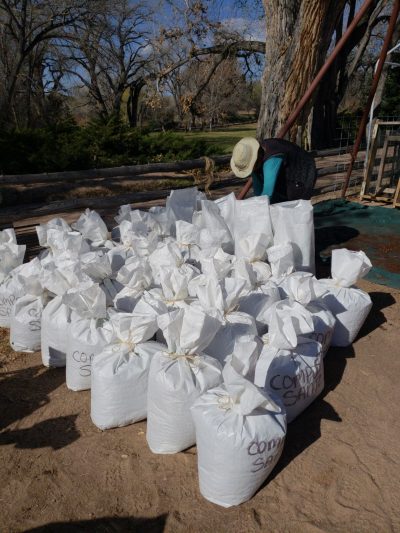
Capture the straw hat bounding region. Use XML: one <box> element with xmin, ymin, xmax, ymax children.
<box><xmin>230</xmin><ymin>137</ymin><xmax>260</xmax><ymax>178</ymax></box>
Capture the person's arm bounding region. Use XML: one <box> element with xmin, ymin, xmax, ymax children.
<box><xmin>261</xmin><ymin>155</ymin><xmax>284</xmax><ymax>198</ymax></box>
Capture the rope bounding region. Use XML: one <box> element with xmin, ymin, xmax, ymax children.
<box><xmin>192</xmin><ymin>156</ymin><xmax>218</xmax><ymax>197</ymax></box>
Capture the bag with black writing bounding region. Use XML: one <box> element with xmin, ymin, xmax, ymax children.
<box><xmin>91</xmin><ymin>309</ymin><xmax>161</xmax><ymax>430</ymax></box>
<box><xmin>318</xmin><ymin>249</ymin><xmax>372</xmax><ymax>347</ymax></box>
<box><xmin>63</xmin><ymin>282</ymin><xmax>114</xmax><ymax>391</ymax></box>
<box><xmin>10</xmin><ymin>258</ymin><xmax>50</xmax><ymax>352</ymax></box>
<box><xmin>146</xmin><ymin>307</ymin><xmax>222</xmax><ymax>454</ymax></box>
<box><xmin>0</xmin><ymin>229</ymin><xmax>26</xmax><ymax>327</ymax></box>
<box><xmin>194</xmin><ymin>277</ymin><xmax>257</xmax><ymax>365</ymax></box>
<box><xmin>254</xmin><ymin>300</ymin><xmax>324</xmax><ymax>423</ymax></box>
<box><xmin>191</xmin><ymin>359</ymin><xmax>286</xmax><ymax>508</ymax></box>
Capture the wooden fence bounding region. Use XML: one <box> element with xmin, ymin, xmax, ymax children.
<box><xmin>0</xmin><ymin>145</ymin><xmax>371</xmax><ymax>226</ymax></box>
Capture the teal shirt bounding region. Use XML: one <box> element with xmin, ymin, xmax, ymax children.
<box><xmin>252</xmin><ymin>155</ymin><xmax>284</xmax><ymax>199</ymax></box>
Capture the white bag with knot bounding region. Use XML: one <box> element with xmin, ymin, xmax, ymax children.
<box><xmin>0</xmin><ymin>228</ymin><xmax>26</xmax><ymax>284</ymax></box>
<box><xmin>175</xmin><ymin>220</ymin><xmax>201</xmax><ymax>263</ymax></box>
<box><xmin>191</xmin><ymin>360</ymin><xmax>286</xmax><ymax>508</ymax></box>
<box><xmin>63</xmin><ymin>282</ymin><xmax>112</xmax><ymax>391</ymax></box>
<box><xmin>282</xmin><ymin>274</ymin><xmax>336</xmax><ymax>357</ymax></box>
<box><xmin>114</xmin><ymin>257</ymin><xmax>153</xmax><ymax>312</ymax></box>
<box><xmin>149</xmin><ymin>241</ymin><xmax>198</xmax><ymax>285</ymax></box>
<box><xmin>10</xmin><ymin>259</ymin><xmax>49</xmax><ymax>352</ymax></box>
<box><xmin>91</xmin><ymin>310</ymin><xmax>161</xmax><ymax>430</ymax></box>
<box><xmin>79</xmin><ymin>250</ymin><xmax>122</xmax><ymax>306</ymax></box>
<box><xmin>193</xmin><ymin>199</ymin><xmax>234</xmax><ymax>253</ymax></box>
<box><xmin>40</xmin><ymin>262</ymin><xmax>86</xmax><ymax>367</ymax></box>
<box><xmin>194</xmin><ymin>277</ymin><xmax>257</xmax><ymax>365</ymax></box>
<box><xmin>319</xmin><ymin>249</ymin><xmax>372</xmax><ymax>347</ymax></box>
<box><xmin>255</xmin><ymin>301</ymin><xmax>324</xmax><ymax>423</ymax></box>
<box><xmin>72</xmin><ymin>208</ymin><xmax>109</xmax><ymax>247</ymax></box>
<box><xmin>146</xmin><ymin>307</ymin><xmax>222</xmax><ymax>454</ymax></box>
<box><xmin>187</xmin><ymin>248</ymin><xmax>235</xmax><ymax>298</ymax></box>
<box><xmin>270</xmin><ymin>199</ymin><xmax>315</xmax><ymax>273</ymax></box>
<box><xmin>267</xmin><ymin>242</ymin><xmax>295</xmax><ymax>281</ymax></box>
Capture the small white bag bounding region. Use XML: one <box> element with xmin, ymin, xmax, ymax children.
<box><xmin>72</xmin><ymin>208</ymin><xmax>109</xmax><ymax>247</ymax></box>
<box><xmin>146</xmin><ymin>307</ymin><xmax>222</xmax><ymax>454</ymax></box>
<box><xmin>270</xmin><ymin>200</ymin><xmax>315</xmax><ymax>273</ymax></box>
<box><xmin>114</xmin><ymin>257</ymin><xmax>153</xmax><ymax>312</ymax></box>
<box><xmin>191</xmin><ymin>361</ymin><xmax>286</xmax><ymax>508</ymax></box>
<box><xmin>319</xmin><ymin>249</ymin><xmax>372</xmax><ymax>347</ymax></box>
<box><xmin>267</xmin><ymin>242</ymin><xmax>295</xmax><ymax>281</ymax></box>
<box><xmin>0</xmin><ymin>269</ymin><xmax>25</xmax><ymax>328</ymax></box>
<box><xmin>193</xmin><ymin>200</ymin><xmax>234</xmax><ymax>253</ymax></box>
<box><xmin>91</xmin><ymin>310</ymin><xmax>160</xmax><ymax>430</ymax></box>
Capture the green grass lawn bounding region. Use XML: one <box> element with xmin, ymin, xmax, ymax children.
<box><xmin>180</xmin><ymin>123</ymin><xmax>257</xmax><ymax>155</ymax></box>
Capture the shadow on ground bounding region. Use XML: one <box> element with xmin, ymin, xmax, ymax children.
<box><xmin>25</xmin><ymin>514</ymin><xmax>168</xmax><ymax>533</ymax></box>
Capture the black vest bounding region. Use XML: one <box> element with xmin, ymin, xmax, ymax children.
<box><xmin>254</xmin><ymin>138</ymin><xmax>317</xmax><ymax>202</ymax></box>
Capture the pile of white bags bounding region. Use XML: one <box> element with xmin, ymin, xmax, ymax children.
<box><xmin>2</xmin><ymin>187</ymin><xmax>376</xmax><ymax>509</ymax></box>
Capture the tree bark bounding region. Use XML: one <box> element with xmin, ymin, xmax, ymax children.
<box><xmin>258</xmin><ymin>0</ymin><xmax>346</xmax><ymax>144</ymax></box>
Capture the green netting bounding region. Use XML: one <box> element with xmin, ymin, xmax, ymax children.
<box><xmin>313</xmin><ymin>199</ymin><xmax>400</xmax><ymax>289</ymax></box>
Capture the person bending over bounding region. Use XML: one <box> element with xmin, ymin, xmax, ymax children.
<box><xmin>230</xmin><ymin>137</ymin><xmax>317</xmax><ymax>203</ymax></box>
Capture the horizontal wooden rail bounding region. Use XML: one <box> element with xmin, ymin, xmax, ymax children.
<box><xmin>0</xmin><ymin>145</ymin><xmax>356</xmax><ymax>186</ymax></box>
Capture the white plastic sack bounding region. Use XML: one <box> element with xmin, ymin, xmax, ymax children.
<box><xmin>191</xmin><ymin>361</ymin><xmax>286</xmax><ymax>508</ymax></box>
<box><xmin>10</xmin><ymin>293</ymin><xmax>49</xmax><ymax>352</ymax></box>
<box><xmin>91</xmin><ymin>310</ymin><xmax>160</xmax><ymax>429</ymax></box>
<box><xmin>282</xmin><ymin>274</ymin><xmax>335</xmax><ymax>356</ymax></box>
<box><xmin>193</xmin><ymin>200</ymin><xmax>234</xmax><ymax>253</ymax></box>
<box><xmin>267</xmin><ymin>242</ymin><xmax>295</xmax><ymax>280</ymax></box>
<box><xmin>195</xmin><ymin>277</ymin><xmax>257</xmax><ymax>365</ymax></box>
<box><xmin>114</xmin><ymin>257</ymin><xmax>153</xmax><ymax>312</ymax></box>
<box><xmin>146</xmin><ymin>307</ymin><xmax>222</xmax><ymax>454</ymax></box>
<box><xmin>166</xmin><ymin>187</ymin><xmax>198</xmax><ymax>223</ymax></box>
<box><xmin>66</xmin><ymin>313</ymin><xmax>113</xmax><ymax>391</ymax></box>
<box><xmin>255</xmin><ymin>336</ymin><xmax>323</xmax><ymax>423</ymax></box>
<box><xmin>72</xmin><ymin>208</ymin><xmax>108</xmax><ymax>247</ymax></box>
<box><xmin>233</xmin><ymin>196</ymin><xmax>273</xmax><ymax>256</ymax></box>
<box><xmin>0</xmin><ymin>271</ymin><xmax>25</xmax><ymax>328</ymax></box>
<box><xmin>319</xmin><ymin>249</ymin><xmax>372</xmax><ymax>346</ymax></box>
<box><xmin>0</xmin><ymin>241</ymin><xmax>26</xmax><ymax>284</ymax></box>
<box><xmin>270</xmin><ymin>199</ymin><xmax>315</xmax><ymax>273</ymax></box>
<box><xmin>41</xmin><ymin>296</ymin><xmax>71</xmax><ymax>367</ymax></box>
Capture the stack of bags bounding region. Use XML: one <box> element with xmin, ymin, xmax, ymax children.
<box><xmin>0</xmin><ymin>188</ymin><xmax>373</xmax><ymax>508</ymax></box>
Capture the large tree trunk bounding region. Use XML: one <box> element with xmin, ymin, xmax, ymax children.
<box><xmin>258</xmin><ymin>0</ymin><xmax>346</xmax><ymax>145</ymax></box>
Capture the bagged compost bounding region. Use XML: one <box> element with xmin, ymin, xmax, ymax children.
<box><xmin>191</xmin><ymin>360</ymin><xmax>286</xmax><ymax>508</ymax></box>
<box><xmin>270</xmin><ymin>199</ymin><xmax>315</xmax><ymax>273</ymax></box>
<box><xmin>193</xmin><ymin>199</ymin><xmax>234</xmax><ymax>253</ymax></box>
<box><xmin>72</xmin><ymin>209</ymin><xmax>109</xmax><ymax>247</ymax></box>
<box><xmin>0</xmin><ymin>266</ymin><xmax>25</xmax><ymax>328</ymax></box>
<box><xmin>282</xmin><ymin>273</ymin><xmax>336</xmax><ymax>356</ymax></box>
<box><xmin>114</xmin><ymin>257</ymin><xmax>153</xmax><ymax>312</ymax></box>
<box><xmin>233</xmin><ymin>259</ymin><xmax>281</xmax><ymax>335</ymax></box>
<box><xmin>0</xmin><ymin>229</ymin><xmax>26</xmax><ymax>327</ymax></box>
<box><xmin>41</xmin><ymin>296</ymin><xmax>71</xmax><ymax>367</ymax></box>
<box><xmin>146</xmin><ymin>307</ymin><xmax>222</xmax><ymax>454</ymax></box>
<box><xmin>91</xmin><ymin>310</ymin><xmax>161</xmax><ymax>429</ymax></box>
<box><xmin>10</xmin><ymin>259</ymin><xmax>49</xmax><ymax>352</ymax></box>
<box><xmin>319</xmin><ymin>249</ymin><xmax>372</xmax><ymax>347</ymax></box>
<box><xmin>233</xmin><ymin>196</ymin><xmax>273</xmax><ymax>256</ymax></box>
<box><xmin>255</xmin><ymin>301</ymin><xmax>324</xmax><ymax>423</ymax></box>
<box><xmin>194</xmin><ymin>277</ymin><xmax>257</xmax><ymax>365</ymax></box>
<box><xmin>63</xmin><ymin>282</ymin><xmax>112</xmax><ymax>391</ymax></box>
<box><xmin>267</xmin><ymin>242</ymin><xmax>295</xmax><ymax>281</ymax></box>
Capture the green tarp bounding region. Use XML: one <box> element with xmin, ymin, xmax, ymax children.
<box><xmin>313</xmin><ymin>200</ymin><xmax>400</xmax><ymax>289</ymax></box>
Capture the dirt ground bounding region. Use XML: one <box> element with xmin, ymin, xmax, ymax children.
<box><xmin>0</xmin><ymin>279</ymin><xmax>399</xmax><ymax>533</ymax></box>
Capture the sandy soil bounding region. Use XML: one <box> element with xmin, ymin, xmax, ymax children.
<box><xmin>1</xmin><ymin>279</ymin><xmax>399</xmax><ymax>533</ymax></box>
